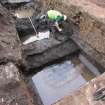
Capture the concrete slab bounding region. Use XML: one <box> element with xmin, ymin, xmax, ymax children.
<box><xmin>32</xmin><ymin>60</ymin><xmax>86</xmax><ymax>105</ymax></box>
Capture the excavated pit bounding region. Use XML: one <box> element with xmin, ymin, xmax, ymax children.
<box><xmin>15</xmin><ymin>7</ymin><xmax>80</xmax><ymax>73</ymax></box>
<box><xmin>0</xmin><ymin>0</ymin><xmax>105</xmax><ymax>105</ymax></box>
<box><xmin>13</xmin><ymin>1</ymin><xmax>105</xmax><ymax>105</ymax></box>
<box><xmin>14</xmin><ymin>10</ymin><xmax>103</xmax><ymax>105</ymax></box>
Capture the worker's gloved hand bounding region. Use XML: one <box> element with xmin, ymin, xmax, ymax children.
<box><xmin>55</xmin><ymin>22</ymin><xmax>63</xmax><ymax>32</ymax></box>
<box><xmin>58</xmin><ymin>28</ymin><xmax>62</xmax><ymax>32</ymax></box>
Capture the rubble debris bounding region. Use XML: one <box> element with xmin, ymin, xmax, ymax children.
<box><xmin>54</xmin><ymin>72</ymin><xmax>105</xmax><ymax>105</ymax></box>
<box><xmin>93</xmin><ymin>87</ymin><xmax>105</xmax><ymax>101</ymax></box>
<box><xmin>0</xmin><ymin>62</ymin><xmax>20</xmax><ymax>88</ymax></box>
<box><xmin>0</xmin><ymin>62</ymin><xmax>35</xmax><ymax>105</ymax></box>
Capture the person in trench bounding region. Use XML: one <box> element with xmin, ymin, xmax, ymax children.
<box><xmin>39</xmin><ymin>10</ymin><xmax>67</xmax><ymax>32</ymax></box>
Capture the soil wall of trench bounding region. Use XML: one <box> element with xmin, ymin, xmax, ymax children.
<box><xmin>0</xmin><ymin>3</ymin><xmax>43</xmax><ymax>105</ymax></box>
<box><xmin>42</xmin><ymin>0</ymin><xmax>105</xmax><ymax>71</ymax></box>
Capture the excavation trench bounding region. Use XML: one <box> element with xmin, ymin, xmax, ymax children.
<box><xmin>11</xmin><ymin>1</ymin><xmax>104</xmax><ymax>104</ymax></box>
<box><xmin>14</xmin><ymin>10</ymin><xmax>104</xmax><ymax>105</ymax></box>
<box><xmin>0</xmin><ymin>0</ymin><xmax>105</xmax><ymax>105</ymax></box>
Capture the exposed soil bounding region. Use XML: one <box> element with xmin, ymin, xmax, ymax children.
<box><xmin>90</xmin><ymin>0</ymin><xmax>105</xmax><ymax>8</ymax></box>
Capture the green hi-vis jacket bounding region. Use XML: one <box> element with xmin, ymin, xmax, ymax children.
<box><xmin>47</xmin><ymin>10</ymin><xmax>64</xmax><ymax>22</ymax></box>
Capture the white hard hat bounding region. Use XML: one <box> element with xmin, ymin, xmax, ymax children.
<box><xmin>64</xmin><ymin>15</ymin><xmax>67</xmax><ymax>20</ymax></box>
